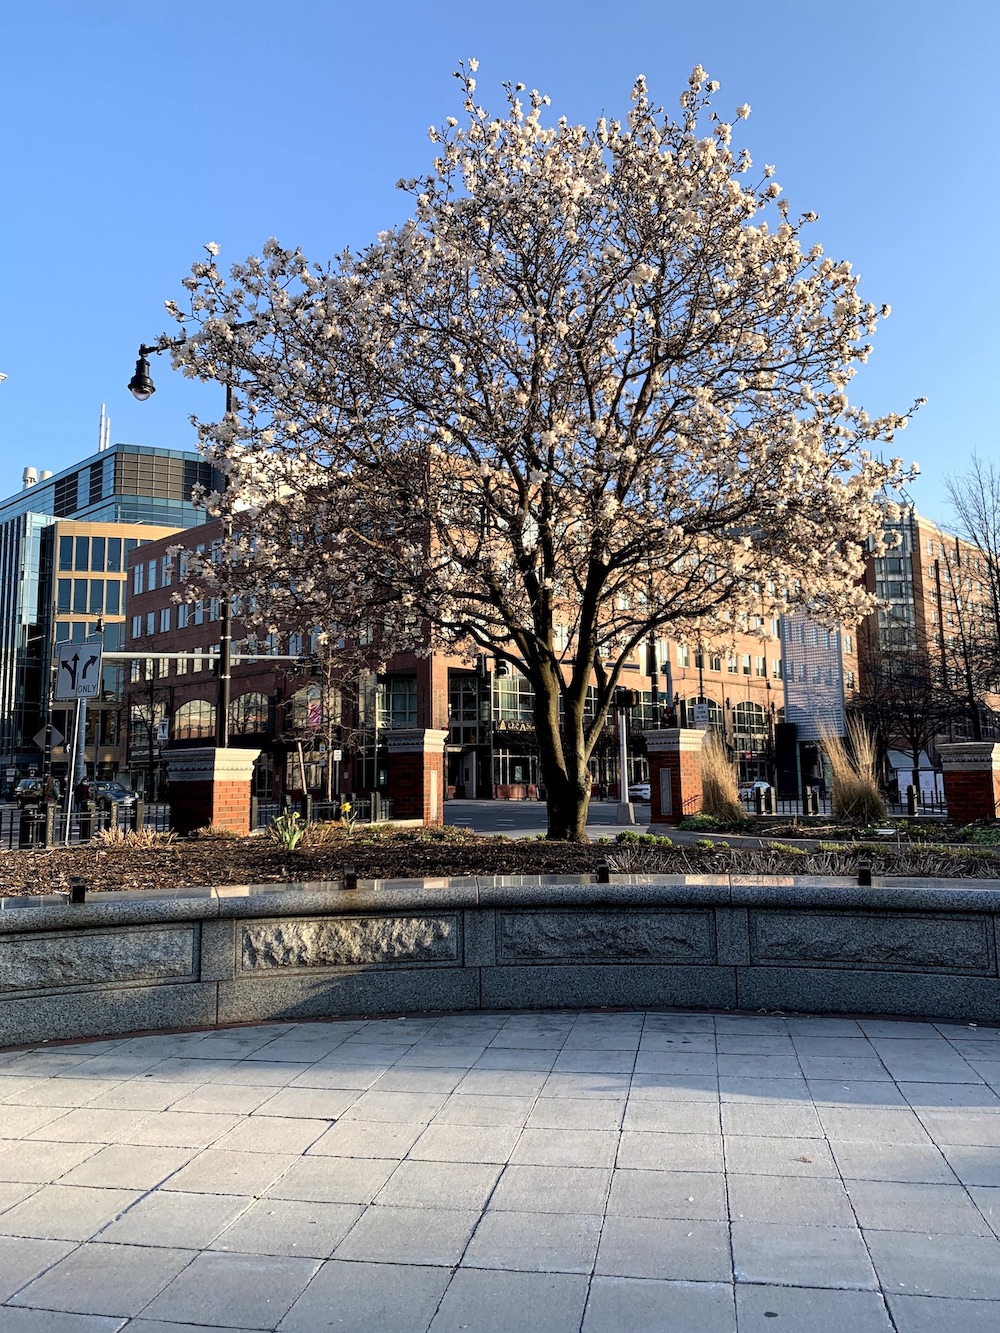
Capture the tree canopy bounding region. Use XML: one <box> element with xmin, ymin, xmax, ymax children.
<box><xmin>163</xmin><ymin>64</ymin><xmax>919</xmax><ymax>838</ymax></box>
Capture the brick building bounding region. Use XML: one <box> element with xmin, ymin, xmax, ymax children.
<box><xmin>124</xmin><ymin>519</ymin><xmax>857</xmax><ymax>805</ymax></box>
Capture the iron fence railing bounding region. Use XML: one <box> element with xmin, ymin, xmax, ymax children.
<box><xmin>251</xmin><ymin>794</ymin><xmax>393</xmax><ymax>831</ymax></box>
<box><xmin>1</xmin><ymin>799</ymin><xmax>172</xmax><ymax>850</ymax></box>
<box><xmin>737</xmin><ymin>789</ymin><xmax>949</xmax><ymax>820</ymax></box>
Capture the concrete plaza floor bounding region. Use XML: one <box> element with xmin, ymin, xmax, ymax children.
<box><xmin>2</xmin><ymin>1011</ymin><xmax>1000</xmax><ymax>1331</ymax></box>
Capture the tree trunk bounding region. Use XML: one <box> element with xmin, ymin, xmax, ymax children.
<box><xmin>529</xmin><ymin>667</ymin><xmax>593</xmax><ymax>841</ymax></box>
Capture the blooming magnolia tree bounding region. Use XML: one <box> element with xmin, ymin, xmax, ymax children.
<box><xmin>164</xmin><ymin>64</ymin><xmax>919</xmax><ymax>840</ymax></box>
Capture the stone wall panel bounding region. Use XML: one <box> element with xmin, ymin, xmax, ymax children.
<box><xmin>497</xmin><ymin>909</ymin><xmax>715</xmax><ymax>965</ymax></box>
<box><xmin>749</xmin><ymin>910</ymin><xmax>994</xmax><ymax>974</ymax></box>
<box><xmin>240</xmin><ymin>914</ymin><xmax>459</xmax><ymax>972</ymax></box>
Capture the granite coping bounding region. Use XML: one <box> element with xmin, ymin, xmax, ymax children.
<box><xmin>3</xmin><ymin>873</ymin><xmax>1000</xmax><ymax>934</ymax></box>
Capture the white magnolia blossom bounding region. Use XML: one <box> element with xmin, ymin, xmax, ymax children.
<box><xmin>162</xmin><ymin>64</ymin><xmax>920</xmax><ymax>839</ymax></box>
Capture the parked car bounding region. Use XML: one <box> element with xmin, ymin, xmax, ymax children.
<box><xmin>14</xmin><ymin>777</ymin><xmax>61</xmax><ymax>809</ymax></box>
<box><xmin>90</xmin><ymin>781</ymin><xmax>138</xmax><ymax>811</ymax></box>
<box><xmin>738</xmin><ymin>780</ymin><xmax>771</xmax><ymax>797</ymax></box>
<box><xmin>628</xmin><ymin>781</ymin><xmax>651</xmax><ymax>802</ymax></box>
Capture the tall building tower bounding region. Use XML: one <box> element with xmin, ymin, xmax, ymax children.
<box><xmin>0</xmin><ymin>442</ymin><xmax>223</xmax><ymax>787</ymax></box>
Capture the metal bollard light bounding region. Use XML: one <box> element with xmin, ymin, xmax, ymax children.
<box><xmin>343</xmin><ymin>864</ymin><xmax>358</xmax><ymax>890</ymax></box>
<box><xmin>68</xmin><ymin>877</ymin><xmax>87</xmax><ymax>904</ymax></box>
<box><xmin>596</xmin><ymin>861</ymin><xmax>611</xmax><ymax>884</ymax></box>
<box><xmin>858</xmin><ymin>859</ymin><xmax>873</xmax><ymax>887</ymax></box>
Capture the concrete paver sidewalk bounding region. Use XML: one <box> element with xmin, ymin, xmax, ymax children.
<box><xmin>2</xmin><ymin>1009</ymin><xmax>1000</xmax><ymax>1330</ymax></box>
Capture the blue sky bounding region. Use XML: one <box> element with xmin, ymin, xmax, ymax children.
<box><xmin>1</xmin><ymin>1</ymin><xmax>996</xmax><ymax>523</ymax></box>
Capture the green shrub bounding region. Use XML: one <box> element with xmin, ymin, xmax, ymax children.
<box><xmin>615</xmin><ymin>830</ymin><xmax>640</xmax><ymax>844</ymax></box>
<box><xmin>678</xmin><ymin>813</ymin><xmax>719</xmax><ymax>831</ymax></box>
<box><xmin>965</xmin><ymin>825</ymin><xmax>1000</xmax><ymax>846</ymax></box>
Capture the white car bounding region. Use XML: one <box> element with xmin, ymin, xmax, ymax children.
<box><xmin>628</xmin><ymin>782</ymin><xmax>651</xmax><ymax>802</ymax></box>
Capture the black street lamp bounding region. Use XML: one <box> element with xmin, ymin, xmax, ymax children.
<box><xmin>128</xmin><ymin>342</ymin><xmax>233</xmax><ymax>748</ymax></box>
<box><xmin>127</xmin><ymin>348</ymin><xmax>157</xmax><ymax>401</ymax></box>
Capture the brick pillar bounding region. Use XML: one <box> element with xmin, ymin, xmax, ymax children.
<box><xmin>643</xmin><ymin>728</ymin><xmax>706</xmax><ymax>825</ymax></box>
<box><xmin>386</xmin><ymin>729</ymin><xmax>448</xmax><ymax>825</ymax></box>
<box><xmin>938</xmin><ymin>742</ymin><xmax>1000</xmax><ymax>824</ymax></box>
<box><xmin>164</xmin><ymin>747</ymin><xmax>261</xmax><ymax>836</ymax></box>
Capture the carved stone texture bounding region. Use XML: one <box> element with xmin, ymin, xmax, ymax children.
<box><xmin>241</xmin><ymin>915</ymin><xmax>459</xmax><ymax>971</ymax></box>
<box><xmin>498</xmin><ymin>909</ymin><xmax>715</xmax><ymax>964</ymax></box>
<box><xmin>0</xmin><ymin>926</ymin><xmax>197</xmax><ymax>995</ymax></box>
<box><xmin>750</xmin><ymin>911</ymin><xmax>994</xmax><ymax>974</ymax></box>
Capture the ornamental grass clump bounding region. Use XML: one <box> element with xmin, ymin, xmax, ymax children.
<box><xmin>822</xmin><ymin>718</ymin><xmax>886</xmax><ymax>825</ymax></box>
<box><xmin>700</xmin><ymin>732</ymin><xmax>744</xmax><ymax>824</ymax></box>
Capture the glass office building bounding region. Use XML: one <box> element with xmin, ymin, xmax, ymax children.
<box><xmin>0</xmin><ymin>443</ymin><xmax>223</xmax><ymax>787</ymax></box>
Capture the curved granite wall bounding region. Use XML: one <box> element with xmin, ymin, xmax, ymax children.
<box><xmin>2</xmin><ymin>874</ymin><xmax>1000</xmax><ymax>1047</ymax></box>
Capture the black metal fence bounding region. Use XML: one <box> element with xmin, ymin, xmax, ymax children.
<box><xmin>738</xmin><ymin>786</ymin><xmax>948</xmax><ymax>820</ymax></box>
<box><xmin>251</xmin><ymin>794</ymin><xmax>393</xmax><ymax>830</ymax></box>
<box><xmin>1</xmin><ymin>800</ymin><xmax>172</xmax><ymax>850</ymax></box>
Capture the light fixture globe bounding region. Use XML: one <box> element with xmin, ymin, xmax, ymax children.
<box><xmin>127</xmin><ymin>354</ymin><xmax>156</xmax><ymax>401</ymax></box>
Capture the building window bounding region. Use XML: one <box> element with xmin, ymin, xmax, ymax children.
<box><xmin>194</xmin><ymin>600</ymin><xmax>204</xmax><ymax>625</ymax></box>
<box><xmin>131</xmin><ymin>615</ymin><xmax>142</xmax><ymax>640</ymax></box>
<box><xmin>726</xmin><ymin>653</ymin><xmax>738</xmax><ymax>674</ymax></box>
<box><xmin>89</xmin><ymin>580</ymin><xmax>104</xmax><ymax>615</ymax></box>
<box><xmin>133</xmin><ymin>564</ymin><xmax>144</xmax><ymax>596</ymax></box>
<box><xmin>377</xmin><ymin>674</ymin><xmax>418</xmax><ymax>729</ymax></box>
<box><xmin>57</xmin><ymin>579</ymin><xmax>71</xmax><ymax>612</ymax></box>
<box><xmin>209</xmin><ymin>598</ymin><xmax>220</xmax><ymax>622</ymax></box>
<box><xmin>106</xmin><ymin>538</ymin><xmax>122</xmax><ymax>572</ymax></box>
<box><xmin>58</xmin><ymin>535</ymin><xmax>73</xmax><ymax>571</ymax></box>
<box><xmin>161</xmin><ymin>556</ymin><xmax>173</xmax><ymax>587</ymax></box>
<box><xmin>772</xmin><ymin>659</ymin><xmax>783</xmax><ymax>679</ymax></box>
<box><xmin>741</xmin><ymin>654</ymin><xmax>751</xmax><ymax>675</ymax></box>
<box><xmin>75</xmin><ymin>536</ymin><xmax>89</xmax><ymax>571</ymax></box>
<box><xmin>91</xmin><ymin>537</ymin><xmax>105</xmax><ymax>572</ymax></box>
<box><xmin>159</xmin><ymin>607</ymin><xmax>171</xmax><ymax>633</ymax></box>
<box><xmin>178</xmin><ymin>603</ymin><xmax>189</xmax><ymax>628</ymax></box>
<box><xmin>677</xmin><ymin>644</ymin><xmax>690</xmax><ymax>668</ymax></box>
<box><xmin>73</xmin><ymin>581</ymin><xmax>88</xmax><ymax>614</ymax></box>
<box><xmin>106</xmin><ymin>581</ymin><xmax>121</xmax><ymax>615</ymax></box>
<box><xmin>709</xmin><ymin>654</ymin><xmax>721</xmax><ymax>672</ymax></box>
<box><xmin>173</xmin><ymin>699</ymin><xmax>216</xmax><ymax>740</ymax></box>
<box><xmin>176</xmin><ymin>656</ymin><xmax>187</xmax><ymax>676</ymax></box>
<box><xmin>230</xmin><ymin>692</ymin><xmax>270</xmax><ymax>735</ymax></box>
<box><xmin>146</xmin><ymin>611</ymin><xmax>155</xmax><ymax>636</ymax></box>
<box><xmin>844</xmin><ymin>633</ymin><xmax>853</xmax><ymax>655</ymax></box>
<box><xmin>754</xmin><ymin>655</ymin><xmax>766</xmax><ymax>678</ymax></box>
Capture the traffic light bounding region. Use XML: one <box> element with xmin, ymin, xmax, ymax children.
<box><xmin>494</xmin><ymin>657</ymin><xmax>510</xmax><ymax>678</ymax></box>
<box><xmin>615</xmin><ymin>687</ymin><xmax>641</xmax><ymax>710</ymax></box>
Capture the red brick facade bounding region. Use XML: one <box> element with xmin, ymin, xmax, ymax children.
<box><xmin>939</xmin><ymin>743</ymin><xmax>1000</xmax><ymax>824</ymax></box>
<box><xmin>163</xmin><ymin>747</ymin><xmax>260</xmax><ymax>836</ymax></box>
<box><xmin>386</xmin><ymin>729</ymin><xmax>448</xmax><ymax>825</ymax></box>
<box><xmin>644</xmin><ymin>728</ymin><xmax>706</xmax><ymax>826</ymax></box>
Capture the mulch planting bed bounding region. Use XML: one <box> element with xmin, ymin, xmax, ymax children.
<box><xmin>1</xmin><ymin>827</ymin><xmax>999</xmax><ymax>897</ymax></box>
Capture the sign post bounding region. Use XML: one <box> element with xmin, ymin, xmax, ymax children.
<box><xmin>55</xmin><ymin>639</ymin><xmax>104</xmax><ymax>841</ymax></box>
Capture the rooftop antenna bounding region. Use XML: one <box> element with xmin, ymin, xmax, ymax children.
<box><xmin>98</xmin><ymin>403</ymin><xmax>111</xmax><ymax>452</ymax></box>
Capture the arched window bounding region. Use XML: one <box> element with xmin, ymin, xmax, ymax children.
<box><xmin>682</xmin><ymin>696</ymin><xmax>724</xmax><ymax>733</ymax></box>
<box><xmin>173</xmin><ymin>699</ymin><xmax>217</xmax><ymax>740</ymax></box>
<box><xmin>230</xmin><ymin>692</ymin><xmax>270</xmax><ymax>735</ymax></box>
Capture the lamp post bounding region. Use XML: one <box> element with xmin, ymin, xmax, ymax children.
<box><xmin>129</xmin><ymin>345</ymin><xmax>233</xmax><ymax>748</ymax></box>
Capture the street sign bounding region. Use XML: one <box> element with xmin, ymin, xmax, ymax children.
<box><xmin>156</xmin><ymin>718</ymin><xmax>170</xmax><ymax>742</ymax></box>
<box><xmin>32</xmin><ymin>725</ymin><xmax>65</xmax><ymax>751</ymax></box>
<box><xmin>54</xmin><ymin>640</ymin><xmax>104</xmax><ymax>700</ymax></box>
<box><xmin>692</xmin><ymin>703</ymin><xmax>710</xmax><ymax>730</ymax></box>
